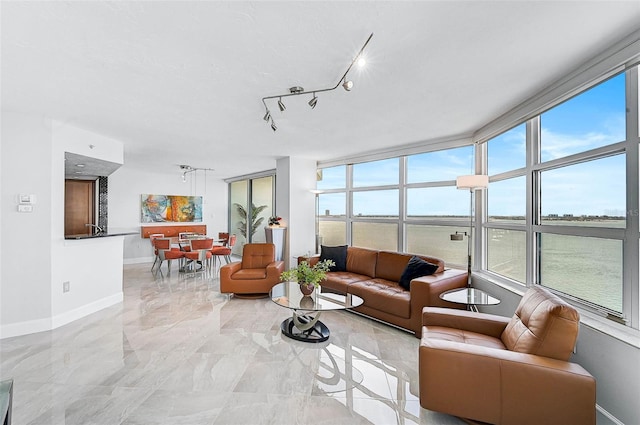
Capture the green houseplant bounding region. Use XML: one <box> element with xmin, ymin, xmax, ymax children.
<box><xmin>280</xmin><ymin>259</ymin><xmax>335</xmax><ymax>295</ymax></box>
<box><xmin>234</xmin><ymin>202</ymin><xmax>267</xmax><ymax>239</ymax></box>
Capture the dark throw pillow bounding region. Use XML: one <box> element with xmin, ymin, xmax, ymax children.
<box><xmin>319</xmin><ymin>245</ymin><xmax>347</xmax><ymax>272</ymax></box>
<box><xmin>399</xmin><ymin>256</ymin><xmax>439</xmax><ymax>290</ymax></box>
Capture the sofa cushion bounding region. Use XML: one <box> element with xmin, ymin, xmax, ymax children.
<box><xmin>423</xmin><ymin>326</ymin><xmax>507</xmax><ymax>350</ymax></box>
<box><xmin>241</xmin><ymin>243</ymin><xmax>276</xmax><ymax>269</ymax></box>
<box><xmin>322</xmin><ymin>272</ymin><xmax>371</xmax><ymax>294</ymax></box>
<box><xmin>320</xmin><ymin>245</ymin><xmax>347</xmax><ymax>271</ymax></box>
<box><xmin>375</xmin><ymin>251</ymin><xmax>413</xmax><ymax>282</ymax></box>
<box><xmin>346</xmin><ymin>247</ymin><xmax>378</xmax><ymax>277</ymax></box>
<box><xmin>501</xmin><ymin>286</ymin><xmax>580</xmax><ymax>361</ymax></box>
<box><xmin>349</xmin><ymin>278</ymin><xmax>411</xmax><ymax>318</ymax></box>
<box><xmin>399</xmin><ymin>256</ymin><xmax>439</xmax><ymax>290</ymax></box>
<box><xmin>231</xmin><ymin>268</ymin><xmax>268</xmax><ymax>280</ymax></box>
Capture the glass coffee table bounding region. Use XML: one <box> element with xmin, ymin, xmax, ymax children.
<box><xmin>270</xmin><ymin>282</ymin><xmax>363</xmax><ymax>343</ymax></box>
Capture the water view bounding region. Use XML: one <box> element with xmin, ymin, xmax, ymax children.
<box><xmin>319</xmin><ymin>218</ymin><xmax>624</xmax><ymax>313</ymax></box>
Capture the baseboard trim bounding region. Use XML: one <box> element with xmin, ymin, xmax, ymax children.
<box><xmin>1</xmin><ymin>293</ymin><xmax>123</xmax><ymax>340</ymax></box>
<box><xmin>0</xmin><ymin>317</ymin><xmax>53</xmax><ymax>340</ymax></box>
<box><xmin>596</xmin><ymin>403</ymin><xmax>625</xmax><ymax>425</ymax></box>
<box><xmin>124</xmin><ymin>256</ymin><xmax>153</xmax><ymax>265</ymax></box>
<box><xmin>51</xmin><ymin>292</ymin><xmax>123</xmax><ymax>329</ymax></box>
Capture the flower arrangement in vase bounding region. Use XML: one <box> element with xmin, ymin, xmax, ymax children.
<box><xmin>279</xmin><ymin>259</ymin><xmax>335</xmax><ymax>296</ymax></box>
<box><xmin>268</xmin><ymin>216</ymin><xmax>282</xmax><ymax>227</ymax></box>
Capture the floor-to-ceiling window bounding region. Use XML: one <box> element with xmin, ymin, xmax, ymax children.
<box><xmin>405</xmin><ymin>146</ymin><xmax>474</xmax><ymax>266</ymax></box>
<box><xmin>482</xmin><ymin>70</ymin><xmax>635</xmax><ymax>327</ymax></box>
<box><xmin>227</xmin><ymin>172</ymin><xmax>275</xmax><ymax>255</ymax></box>
<box><xmin>485</xmin><ymin>124</ymin><xmax>527</xmax><ymax>283</ymax></box>
<box><xmin>317</xmin><ymin>145</ymin><xmax>474</xmax><ymax>268</ymax></box>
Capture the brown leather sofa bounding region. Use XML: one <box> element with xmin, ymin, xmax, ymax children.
<box><xmin>419</xmin><ymin>286</ymin><xmax>596</xmax><ymax>425</ymax></box>
<box><xmin>220</xmin><ymin>243</ymin><xmax>285</xmax><ymax>297</ymax></box>
<box><xmin>304</xmin><ymin>247</ymin><xmax>467</xmax><ymax>337</ymax></box>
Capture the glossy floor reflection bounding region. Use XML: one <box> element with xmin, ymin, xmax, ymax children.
<box><xmin>1</xmin><ymin>263</ymin><xmax>465</xmax><ymax>425</ymax></box>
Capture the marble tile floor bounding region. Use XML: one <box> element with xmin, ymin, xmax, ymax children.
<box><xmin>1</xmin><ymin>263</ymin><xmax>466</xmax><ymax>425</ymax></box>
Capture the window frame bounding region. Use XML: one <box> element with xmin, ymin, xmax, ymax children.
<box><xmin>480</xmin><ymin>70</ymin><xmax>637</xmax><ymax>329</ymax></box>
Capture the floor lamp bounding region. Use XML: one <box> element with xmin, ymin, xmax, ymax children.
<box><xmin>452</xmin><ymin>174</ymin><xmax>488</xmax><ymax>288</ymax></box>
<box><xmin>310</xmin><ymin>190</ymin><xmax>324</xmax><ymax>254</ymax></box>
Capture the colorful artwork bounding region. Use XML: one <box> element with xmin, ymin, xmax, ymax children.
<box><xmin>141</xmin><ymin>194</ymin><xmax>202</xmax><ymax>223</ymax></box>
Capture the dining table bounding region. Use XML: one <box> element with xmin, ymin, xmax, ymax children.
<box><xmin>168</xmin><ymin>236</ymin><xmax>226</xmax><ymax>272</ymax></box>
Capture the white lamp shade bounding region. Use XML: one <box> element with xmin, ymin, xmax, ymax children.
<box><xmin>456</xmin><ymin>174</ymin><xmax>489</xmax><ymax>190</ymax></box>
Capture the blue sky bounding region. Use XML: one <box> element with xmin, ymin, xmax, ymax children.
<box><xmin>318</xmin><ymin>73</ymin><xmax>627</xmax><ymax>219</ymax></box>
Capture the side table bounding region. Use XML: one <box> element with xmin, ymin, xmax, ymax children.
<box><xmin>440</xmin><ymin>287</ymin><xmax>500</xmax><ymax>312</ymax></box>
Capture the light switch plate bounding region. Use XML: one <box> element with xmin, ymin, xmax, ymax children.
<box><xmin>19</xmin><ymin>194</ymin><xmax>36</xmax><ymax>204</ymax></box>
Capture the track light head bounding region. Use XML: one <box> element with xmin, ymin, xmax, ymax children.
<box><xmin>263</xmin><ymin>110</ymin><xmax>271</xmax><ymax>121</ymax></box>
<box><xmin>182</xmin><ymin>172</ymin><xmax>187</xmax><ymax>183</ymax></box>
<box><xmin>278</xmin><ymin>98</ymin><xmax>286</xmax><ymax>112</ymax></box>
<box><xmin>271</xmin><ymin>120</ymin><xmax>277</xmax><ymax>131</ymax></box>
<box><xmin>342</xmin><ymin>80</ymin><xmax>353</xmax><ymax>91</ymax></box>
<box><xmin>308</xmin><ymin>94</ymin><xmax>318</xmax><ymax>109</ymax></box>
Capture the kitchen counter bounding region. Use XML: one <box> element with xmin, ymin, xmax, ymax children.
<box><xmin>65</xmin><ymin>230</ymin><xmax>137</xmax><ymax>240</ymax></box>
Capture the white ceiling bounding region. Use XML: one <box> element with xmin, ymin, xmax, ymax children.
<box><xmin>2</xmin><ymin>1</ymin><xmax>640</xmax><ymax>179</ymax></box>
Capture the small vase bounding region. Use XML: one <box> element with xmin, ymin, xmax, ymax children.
<box><xmin>299</xmin><ymin>282</ymin><xmax>315</xmax><ymax>296</ymax></box>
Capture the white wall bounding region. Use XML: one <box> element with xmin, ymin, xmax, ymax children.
<box><xmin>108</xmin><ymin>163</ymin><xmax>228</xmax><ymax>263</ymax></box>
<box><xmin>1</xmin><ymin>111</ymin><xmax>54</xmax><ymax>336</ymax></box>
<box><xmin>276</xmin><ymin>156</ymin><xmax>316</xmax><ymax>269</ymax></box>
<box><xmin>0</xmin><ymin>113</ymin><xmax>127</xmax><ymax>338</ymax></box>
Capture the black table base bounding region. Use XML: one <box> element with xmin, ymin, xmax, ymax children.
<box><xmin>280</xmin><ymin>315</ymin><xmax>329</xmax><ymax>343</ymax></box>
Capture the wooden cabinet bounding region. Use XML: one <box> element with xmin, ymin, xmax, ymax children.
<box><xmin>140</xmin><ymin>225</ymin><xmax>207</xmax><ymax>238</ymax></box>
<box><xmin>65</xmin><ymin>179</ymin><xmax>95</xmax><ymax>235</ymax></box>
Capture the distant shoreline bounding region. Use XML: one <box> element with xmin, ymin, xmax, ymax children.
<box><xmin>322</xmin><ymin>214</ymin><xmax>626</xmax><ymax>221</ymax></box>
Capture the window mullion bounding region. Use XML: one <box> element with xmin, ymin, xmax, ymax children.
<box><xmin>625</xmin><ymin>67</ymin><xmax>639</xmax><ymax>328</ymax></box>
<box><xmin>529</xmin><ymin>117</ymin><xmax>540</xmax><ymax>287</ymax></box>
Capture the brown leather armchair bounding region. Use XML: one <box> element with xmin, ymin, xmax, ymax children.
<box><xmin>419</xmin><ymin>286</ymin><xmax>595</xmax><ymax>425</ymax></box>
<box><xmin>220</xmin><ymin>243</ymin><xmax>285</xmax><ymax>298</ymax></box>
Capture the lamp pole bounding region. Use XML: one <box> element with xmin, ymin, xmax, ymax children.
<box><xmin>454</xmin><ymin>175</ymin><xmax>489</xmax><ymax>288</ymax></box>
<box><xmin>310</xmin><ymin>190</ymin><xmax>323</xmax><ymax>254</ymax></box>
<box><xmin>467</xmin><ymin>188</ymin><xmax>474</xmax><ymax>288</ymax></box>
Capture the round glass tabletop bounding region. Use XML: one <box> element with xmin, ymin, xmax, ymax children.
<box><xmin>439</xmin><ymin>287</ymin><xmax>500</xmax><ymax>306</ymax></box>
<box><xmin>270</xmin><ymin>282</ymin><xmax>363</xmax><ymax>312</ymax></box>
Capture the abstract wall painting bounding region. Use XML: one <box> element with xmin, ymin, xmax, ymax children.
<box><xmin>141</xmin><ymin>194</ymin><xmax>203</xmax><ymax>223</ymax></box>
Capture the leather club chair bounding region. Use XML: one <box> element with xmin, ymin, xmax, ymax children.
<box><xmin>220</xmin><ymin>243</ymin><xmax>284</xmax><ymax>298</ymax></box>
<box><xmin>419</xmin><ymin>286</ymin><xmax>596</xmax><ymax>425</ymax></box>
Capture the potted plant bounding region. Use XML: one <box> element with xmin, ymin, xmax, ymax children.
<box><xmin>280</xmin><ymin>259</ymin><xmax>335</xmax><ymax>296</ymax></box>
<box><xmin>234</xmin><ymin>202</ymin><xmax>267</xmax><ymax>239</ymax></box>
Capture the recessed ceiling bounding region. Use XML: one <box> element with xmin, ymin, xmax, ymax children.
<box><xmin>2</xmin><ymin>1</ymin><xmax>640</xmax><ymax>179</ymax></box>
<box><xmin>64</xmin><ymin>152</ymin><xmax>122</xmax><ymax>180</ymax></box>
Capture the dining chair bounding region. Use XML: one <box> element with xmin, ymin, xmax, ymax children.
<box><xmin>211</xmin><ymin>234</ymin><xmax>236</xmax><ymax>272</ymax></box>
<box><xmin>178</xmin><ymin>232</ymin><xmax>202</xmax><ymax>251</ymax></box>
<box><xmin>153</xmin><ymin>238</ymin><xmax>185</xmax><ymax>273</ymax></box>
<box><xmin>184</xmin><ymin>238</ymin><xmax>214</xmax><ymax>273</ymax></box>
<box><xmin>149</xmin><ymin>233</ymin><xmax>165</xmax><ymax>270</ymax></box>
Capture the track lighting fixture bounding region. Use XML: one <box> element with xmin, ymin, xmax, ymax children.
<box><xmin>271</xmin><ymin>120</ymin><xmax>277</xmax><ymax>132</ymax></box>
<box><xmin>261</xmin><ymin>33</ymin><xmax>373</xmax><ymax>131</ymax></box>
<box><xmin>179</xmin><ymin>164</ymin><xmax>214</xmax><ymax>183</ymax></box>
<box><xmin>308</xmin><ymin>93</ymin><xmax>318</xmax><ymax>109</ymax></box>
